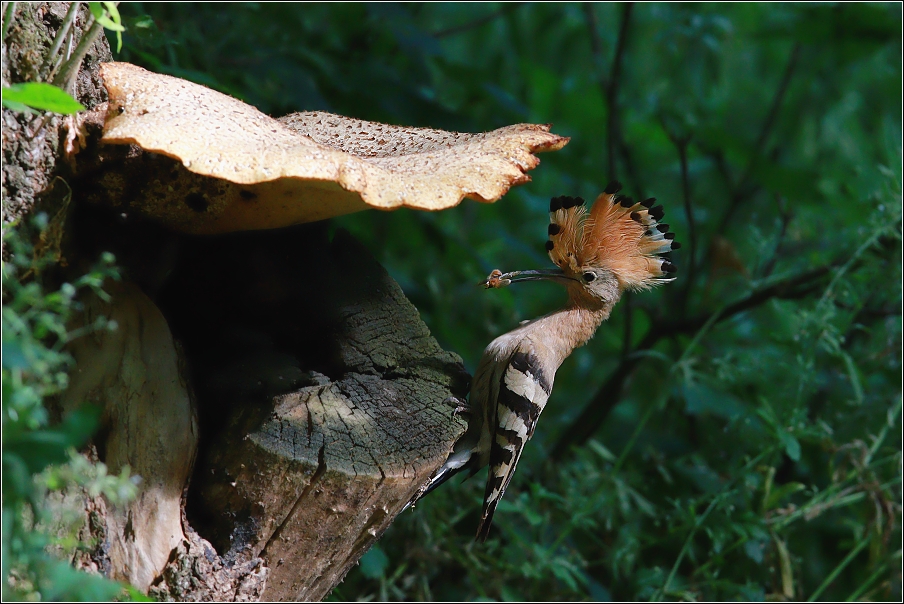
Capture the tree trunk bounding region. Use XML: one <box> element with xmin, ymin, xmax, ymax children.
<box><xmin>3</xmin><ymin>3</ymin><xmax>467</xmax><ymax>600</ymax></box>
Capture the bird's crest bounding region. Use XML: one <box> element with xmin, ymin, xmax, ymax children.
<box><xmin>546</xmin><ymin>180</ymin><xmax>679</xmax><ymax>291</ymax></box>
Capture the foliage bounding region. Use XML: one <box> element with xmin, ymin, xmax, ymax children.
<box><xmin>0</xmin><ymin>82</ymin><xmax>85</xmax><ymax>114</ymax></box>
<box><xmin>88</xmin><ymin>2</ymin><xmax>124</xmax><ymax>53</ymax></box>
<box><xmin>1</xmin><ymin>217</ymin><xmax>139</xmax><ymax>601</ymax></box>
<box><xmin>115</xmin><ymin>3</ymin><xmax>902</xmax><ymax>601</ymax></box>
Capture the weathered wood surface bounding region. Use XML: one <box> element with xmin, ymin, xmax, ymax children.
<box><xmin>164</xmin><ymin>226</ymin><xmax>469</xmax><ymax>601</ymax></box>
<box><xmin>61</xmin><ymin>282</ymin><xmax>201</xmax><ymax>593</ymax></box>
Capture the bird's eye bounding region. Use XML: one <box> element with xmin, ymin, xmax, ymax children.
<box><xmin>582</xmin><ymin>271</ymin><xmax>596</xmax><ymax>282</ymax></box>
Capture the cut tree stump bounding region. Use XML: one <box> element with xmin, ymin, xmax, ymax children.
<box><xmin>160</xmin><ymin>226</ymin><xmax>470</xmax><ymax>601</ymax></box>
<box><xmin>60</xmin><ymin>217</ymin><xmax>470</xmax><ymax>601</ymax></box>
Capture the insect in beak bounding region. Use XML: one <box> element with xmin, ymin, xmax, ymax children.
<box><xmin>482</xmin><ymin>268</ymin><xmax>574</xmax><ymax>289</ymax></box>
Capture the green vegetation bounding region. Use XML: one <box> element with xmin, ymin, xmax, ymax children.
<box><xmin>3</xmin><ymin>5</ymin><xmax>135</xmax><ymax>596</ymax></box>
<box><xmin>5</xmin><ymin>2</ymin><xmax>899</xmax><ymax>601</ymax></box>
<box><xmin>0</xmin><ymin>82</ymin><xmax>85</xmax><ymax>114</ymax></box>
<box><xmin>2</xmin><ymin>217</ymin><xmax>139</xmax><ymax>601</ymax></box>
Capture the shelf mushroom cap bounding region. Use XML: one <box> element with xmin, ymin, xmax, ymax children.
<box><xmin>97</xmin><ymin>62</ymin><xmax>569</xmax><ymax>234</ymax></box>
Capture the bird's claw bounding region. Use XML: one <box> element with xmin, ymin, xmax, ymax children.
<box><xmin>443</xmin><ymin>396</ymin><xmax>472</xmax><ymax>418</ymax></box>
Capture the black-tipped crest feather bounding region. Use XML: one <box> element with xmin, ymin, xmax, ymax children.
<box><xmin>604</xmin><ymin>180</ymin><xmax>623</xmax><ymax>194</ymax></box>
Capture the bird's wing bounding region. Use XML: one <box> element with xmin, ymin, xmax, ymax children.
<box><xmin>402</xmin><ymin>337</ymin><xmax>509</xmax><ymax>511</ymax></box>
<box><xmin>476</xmin><ymin>346</ymin><xmax>552</xmax><ymax>541</ymax></box>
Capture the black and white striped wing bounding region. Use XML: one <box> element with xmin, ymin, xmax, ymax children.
<box><xmin>476</xmin><ymin>349</ymin><xmax>552</xmax><ymax>541</ymax></box>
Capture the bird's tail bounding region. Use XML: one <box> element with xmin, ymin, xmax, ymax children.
<box><xmin>475</xmin><ymin>501</ymin><xmax>498</xmax><ymax>542</ymax></box>
<box><xmin>403</xmin><ymin>427</ymin><xmax>483</xmax><ymax>512</ymax></box>
<box><xmin>475</xmin><ymin>437</ymin><xmax>527</xmax><ymax>542</ymax></box>
<box><xmin>402</xmin><ymin>454</ymin><xmax>470</xmax><ymax>512</ymax></box>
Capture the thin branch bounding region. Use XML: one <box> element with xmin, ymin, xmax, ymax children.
<box><xmin>2</xmin><ymin>1</ymin><xmax>17</xmax><ymax>40</ymax></box>
<box><xmin>744</xmin><ymin>44</ymin><xmax>802</xmax><ymax>185</ymax></box>
<box><xmin>615</xmin><ymin>134</ymin><xmax>645</xmax><ymax>199</ymax></box>
<box><xmin>677</xmin><ymin>137</ymin><xmax>697</xmax><ymax>316</ymax></box>
<box><xmin>583</xmin><ymin>2</ymin><xmax>635</xmax><ymax>181</ymax></box>
<box><xmin>716</xmin><ymin>43</ymin><xmax>801</xmax><ymax>235</ymax></box>
<box><xmin>551</xmin><ymin>264</ymin><xmax>832</xmax><ymax>460</ymax></box>
<box><xmin>51</xmin><ymin>13</ymin><xmax>104</xmax><ymax>92</ymax></box>
<box><xmin>621</xmin><ymin>292</ymin><xmax>633</xmax><ymax>359</ymax></box>
<box><xmin>660</xmin><ymin>124</ymin><xmax>696</xmax><ymax>313</ymax></box>
<box><xmin>583</xmin><ymin>3</ymin><xmax>603</xmax><ymax>71</ymax></box>
<box><xmin>608</xmin><ymin>3</ymin><xmax>633</xmax><ymax>103</ymax></box>
<box><xmin>759</xmin><ymin>196</ymin><xmax>792</xmax><ymax>279</ymax></box>
<box><xmin>609</xmin><ymin>3</ymin><xmax>634</xmax><ymax>178</ymax></box>
<box><xmin>39</xmin><ymin>1</ymin><xmax>81</xmax><ymax>80</ymax></box>
<box><xmin>433</xmin><ymin>3</ymin><xmax>526</xmax><ymax>39</ymax></box>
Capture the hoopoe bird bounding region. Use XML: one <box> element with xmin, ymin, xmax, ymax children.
<box><xmin>407</xmin><ymin>181</ymin><xmax>679</xmax><ymax>541</ymax></box>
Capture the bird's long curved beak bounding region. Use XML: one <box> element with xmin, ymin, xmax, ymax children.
<box><xmin>483</xmin><ymin>268</ymin><xmax>574</xmax><ymax>288</ymax></box>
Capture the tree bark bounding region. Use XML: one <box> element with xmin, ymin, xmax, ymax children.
<box><xmin>2</xmin><ymin>2</ymin><xmax>109</xmax><ymax>230</ymax></box>
<box><xmin>4</xmin><ymin>3</ymin><xmax>468</xmax><ymax>600</ymax></box>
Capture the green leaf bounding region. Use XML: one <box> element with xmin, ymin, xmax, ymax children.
<box><xmin>5</xmin><ymin>431</ymin><xmax>74</xmax><ymax>474</ymax></box>
<box><xmin>123</xmin><ymin>585</ymin><xmax>156</xmax><ymax>602</ymax></box>
<box><xmin>839</xmin><ymin>351</ymin><xmax>864</xmax><ymax>405</ymax></box>
<box><xmin>764</xmin><ymin>481</ymin><xmax>806</xmax><ymax>511</ymax></box>
<box><xmin>88</xmin><ymin>2</ymin><xmax>125</xmax><ymax>31</ymax></box>
<box><xmin>2</xmin><ymin>83</ymin><xmax>85</xmax><ymax>114</ymax></box>
<box><xmin>358</xmin><ymin>546</ymin><xmax>389</xmax><ymax>579</ymax></box>
<box><xmin>0</xmin><ymin>98</ymin><xmax>38</xmax><ymax>114</ymax></box>
<box><xmin>38</xmin><ymin>558</ymin><xmax>126</xmax><ymax>602</ymax></box>
<box><xmin>3</xmin><ymin>405</ymin><xmax>101</xmax><ymax>474</ymax></box>
<box><xmin>1</xmin><ymin>452</ymin><xmax>32</xmax><ymax>503</ymax></box>
<box><xmin>89</xmin><ymin>1</ymin><xmax>125</xmax><ymax>52</ymax></box>
<box><xmin>587</xmin><ymin>439</ymin><xmax>617</xmax><ymax>462</ymax></box>
<box><xmin>551</xmin><ymin>561</ymin><xmax>580</xmax><ymax>592</ymax></box>
<box><xmin>1</xmin><ymin>339</ymin><xmax>29</xmax><ymax>369</ymax></box>
<box><xmin>779</xmin><ymin>431</ymin><xmax>801</xmax><ymax>462</ymax></box>
<box><xmin>744</xmin><ymin>539</ymin><xmax>767</xmax><ymax>564</ymax></box>
<box><xmin>681</xmin><ymin>381</ymin><xmax>746</xmax><ymax>419</ymax></box>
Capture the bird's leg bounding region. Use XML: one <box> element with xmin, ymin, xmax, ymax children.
<box><xmin>443</xmin><ymin>395</ymin><xmax>472</xmax><ymax>418</ymax></box>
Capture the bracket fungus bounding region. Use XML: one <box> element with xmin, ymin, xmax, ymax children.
<box><xmin>94</xmin><ymin>62</ymin><xmax>569</xmax><ymax>234</ymax></box>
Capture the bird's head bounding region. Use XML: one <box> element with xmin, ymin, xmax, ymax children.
<box><xmin>485</xmin><ymin>181</ymin><xmax>679</xmax><ymax>309</ymax></box>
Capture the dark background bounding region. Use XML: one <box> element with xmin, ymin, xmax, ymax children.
<box><xmin>115</xmin><ymin>3</ymin><xmax>901</xmax><ymax>601</ymax></box>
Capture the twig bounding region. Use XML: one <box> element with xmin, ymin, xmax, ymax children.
<box><xmin>715</xmin><ymin>43</ymin><xmax>801</xmax><ymax>235</ymax></box>
<box><xmin>51</xmin><ymin>13</ymin><xmax>104</xmax><ymax>93</ymax></box>
<box><xmin>621</xmin><ymin>292</ymin><xmax>633</xmax><ymax>359</ymax></box>
<box><xmin>582</xmin><ymin>2</ymin><xmax>640</xmax><ymax>180</ymax></box>
<box><xmin>583</xmin><ymin>3</ymin><xmax>603</xmax><ymax>70</ymax></box>
<box><xmin>744</xmin><ymin>44</ymin><xmax>802</xmax><ymax>185</ymax></box>
<box><xmin>2</xmin><ymin>1</ymin><xmax>17</xmax><ymax>40</ymax></box>
<box><xmin>39</xmin><ymin>1</ymin><xmax>80</xmax><ymax>80</ymax></box>
<box><xmin>806</xmin><ymin>536</ymin><xmax>870</xmax><ymax>602</ymax></box>
<box><xmin>584</xmin><ymin>3</ymin><xmax>644</xmax><ymax>195</ymax></box>
<box><xmin>817</xmin><ymin>222</ymin><xmax>889</xmax><ymax>311</ymax></box>
<box><xmin>615</xmin><ymin>134</ymin><xmax>645</xmax><ymax>199</ymax></box>
<box><xmin>759</xmin><ymin>196</ymin><xmax>791</xmax><ymax>278</ymax></box>
<box><xmin>608</xmin><ymin>4</ymin><xmax>633</xmax><ymax>177</ymax></box>
<box><xmin>677</xmin><ymin>139</ymin><xmax>694</xmax><ymax>302</ymax></box>
<box><xmin>433</xmin><ymin>3</ymin><xmax>526</xmax><ymax>39</ymax></box>
<box><xmin>551</xmin><ymin>264</ymin><xmax>832</xmax><ymax>459</ymax></box>
<box><xmin>584</xmin><ymin>2</ymin><xmax>634</xmax><ymax>178</ymax></box>
<box><xmin>661</xmin><ymin>124</ymin><xmax>695</xmax><ymax>313</ymax></box>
